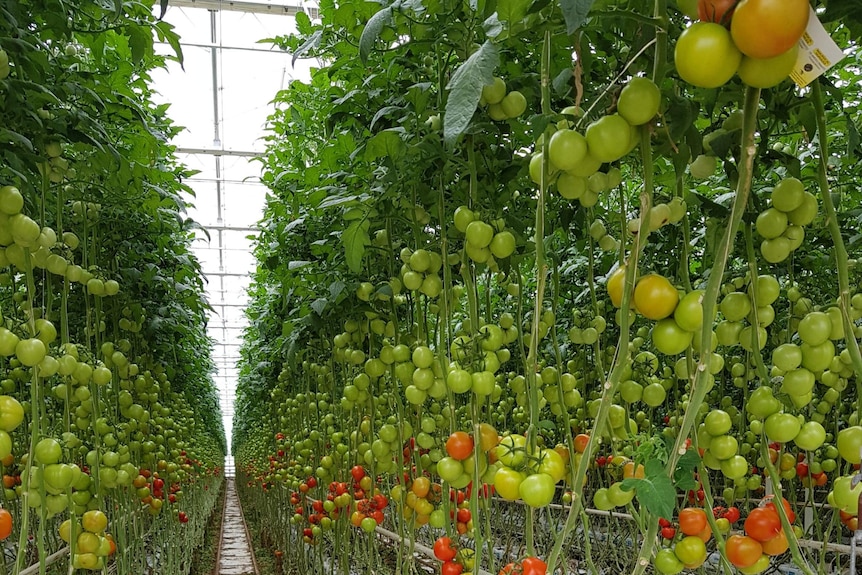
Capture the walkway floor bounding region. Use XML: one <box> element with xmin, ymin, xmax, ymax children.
<box><xmin>218</xmin><ymin>479</ymin><xmax>256</xmax><ymax>575</ymax></box>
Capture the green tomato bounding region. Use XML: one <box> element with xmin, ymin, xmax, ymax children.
<box><xmin>35</xmin><ymin>438</ymin><xmax>62</xmax><ymax>465</ymax></box>
<box><xmin>494</xmin><ymin>467</ymin><xmax>525</xmax><ymax>500</ymax></box>
<box><xmin>465</xmin><ymin>220</ymin><xmax>494</xmax><ymax>249</ymax></box>
<box><xmin>0</xmin><ymin>396</ymin><xmax>24</xmax><ymax>432</ymax></box>
<box><xmin>837</xmin><ymin>426</ymin><xmax>862</xmax><ymax>463</ymax></box>
<box><xmin>764</xmin><ymin>412</ymin><xmax>801</xmax><ymax>444</ymax></box>
<box><xmin>592</xmin><ymin>487</ymin><xmax>614</xmax><ymax>511</ymax></box>
<box><xmin>737</xmin><ymin>44</ymin><xmax>798</xmax><ymax>88</ymax></box>
<box><xmin>360</xmin><ymin>516</ymin><xmax>377</xmax><ymax>533</ymax></box>
<box><xmin>436</xmin><ymin>457</ymin><xmax>465</xmax><ymax>483</ymax></box>
<box><xmin>675</xmin><ymin>23</ymin><xmax>742</xmax><ymax>88</ymax></box>
<box><xmin>652</xmin><ymin>318</ymin><xmax>693</xmax><ymax>355</ymax></box>
<box><xmin>704</xmin><ymin>410</ymin><xmax>732</xmax><ymax>436</ymax></box>
<box><xmin>519</xmin><ymin>473</ymin><xmax>555</xmax><ymax>508</ymax></box>
<box><xmin>547</xmin><ymin>129</ymin><xmax>588</xmax><ymax>171</ymax></box>
<box><xmin>535</xmin><ymin>448</ymin><xmax>566</xmax><ymax>483</ymax></box>
<box><xmin>481</xmin><ymin>77</ymin><xmax>506</xmax><ymax>105</ymax></box>
<box><xmin>617</xmin><ymin>77</ymin><xmax>661</xmax><ymax>126</ymax></box>
<box><xmin>655</xmin><ymin>548</ymin><xmax>684</xmax><ymax>575</ymax></box>
<box><xmin>500</xmin><ymin>90</ymin><xmax>527</xmax><ymax>118</ymax></box>
<box><xmin>15</xmin><ymin>338</ymin><xmax>46</xmax><ymax>367</ymax></box>
<box><xmin>585</xmin><ymin>114</ymin><xmax>631</xmax><ymax>163</ymax></box>
<box><xmin>794</xmin><ymin>421</ymin><xmax>826</xmax><ymax>452</ymax></box>
<box><xmin>496</xmin><ymin>434</ymin><xmax>527</xmax><ymax>468</ymax></box>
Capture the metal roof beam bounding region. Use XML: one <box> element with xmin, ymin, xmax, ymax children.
<box><xmin>166</xmin><ymin>0</ymin><xmax>318</xmax><ymax>18</ymax></box>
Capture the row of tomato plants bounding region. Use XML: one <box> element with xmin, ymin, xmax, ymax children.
<box><xmin>234</xmin><ymin>0</ymin><xmax>862</xmax><ymax>574</ymax></box>
<box><xmin>0</xmin><ymin>1</ymin><xmax>226</xmax><ymax>573</ymax></box>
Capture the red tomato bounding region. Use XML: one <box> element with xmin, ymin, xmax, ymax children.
<box><xmin>441</xmin><ymin>561</ymin><xmax>463</xmax><ymax>575</ymax></box>
<box><xmin>724</xmin><ymin>506</ymin><xmax>741</xmax><ymax>523</ymax></box>
<box><xmin>697</xmin><ymin>0</ymin><xmax>736</xmax><ymax>24</ymax></box>
<box><xmin>522</xmin><ymin>557</ymin><xmax>548</xmax><ymax>575</ymax></box>
<box><xmin>744</xmin><ymin>508</ymin><xmax>781</xmax><ymax>542</ymax></box>
<box><xmin>433</xmin><ymin>536</ymin><xmax>457</xmax><ymax>562</ymax></box>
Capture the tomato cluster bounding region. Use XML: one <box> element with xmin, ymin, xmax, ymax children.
<box><xmin>676</xmin><ymin>0</ymin><xmax>810</xmax><ymax>89</ymax></box>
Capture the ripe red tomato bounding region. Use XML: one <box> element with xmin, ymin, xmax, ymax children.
<box><xmin>433</xmin><ymin>536</ymin><xmax>457</xmax><ymax>561</ymax></box>
<box><xmin>726</xmin><ymin>534</ymin><xmax>763</xmax><ymax>568</ymax></box>
<box><xmin>697</xmin><ymin>0</ymin><xmax>736</xmax><ymax>24</ymax></box>
<box><xmin>441</xmin><ymin>561</ymin><xmax>463</xmax><ymax>575</ymax></box>
<box><xmin>661</xmin><ymin>526</ymin><xmax>677</xmax><ymax>539</ymax></box>
<box><xmin>522</xmin><ymin>557</ymin><xmax>548</xmax><ymax>575</ymax></box>
<box><xmin>730</xmin><ymin>0</ymin><xmax>809</xmax><ymax>59</ymax></box>
<box><xmin>724</xmin><ymin>506</ymin><xmax>741</xmax><ymax>523</ymax></box>
<box><xmin>744</xmin><ymin>508</ymin><xmax>781</xmax><ymax>542</ymax></box>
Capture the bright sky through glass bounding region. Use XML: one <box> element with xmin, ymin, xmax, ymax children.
<box><xmin>150</xmin><ymin>2</ymin><xmax>315</xmax><ymax>473</ymax></box>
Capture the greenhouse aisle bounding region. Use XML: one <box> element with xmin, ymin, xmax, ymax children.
<box><xmin>218</xmin><ymin>480</ymin><xmax>257</xmax><ymax>575</ymax></box>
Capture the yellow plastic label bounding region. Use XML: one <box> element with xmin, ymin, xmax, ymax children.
<box><xmin>790</xmin><ymin>6</ymin><xmax>845</xmax><ymax>88</ymax></box>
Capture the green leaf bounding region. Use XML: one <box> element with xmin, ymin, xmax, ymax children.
<box><xmin>127</xmin><ymin>25</ymin><xmax>150</xmax><ymax>65</ymax></box>
<box><xmin>558</xmin><ymin>0</ymin><xmax>594</xmax><ymax>35</ymax></box>
<box><xmin>311</xmin><ymin>297</ymin><xmax>328</xmax><ymax>315</ymax></box>
<box><xmin>621</xmin><ymin>472</ymin><xmax>676</xmax><ymax>520</ymax></box>
<box><xmin>822</xmin><ymin>0</ymin><xmax>862</xmax><ymax>27</ymax></box>
<box><xmin>497</xmin><ymin>0</ymin><xmax>532</xmax><ymax>23</ymax></box>
<box><xmin>343</xmin><ymin>219</ymin><xmax>370</xmax><ymax>274</ymax></box>
<box><xmin>674</xmin><ymin>449</ymin><xmax>701</xmax><ymax>492</ymax></box>
<box><xmin>552</xmin><ymin>68</ymin><xmax>573</xmax><ymax>96</ymax></box>
<box><xmin>359</xmin><ymin>2</ymin><xmax>400</xmax><ymax>64</ymax></box>
<box><xmin>483</xmin><ymin>14</ymin><xmax>503</xmax><ymax>38</ymax></box>
<box><xmin>292</xmin><ymin>29</ymin><xmax>322</xmax><ymax>67</ymax></box>
<box><xmin>444</xmin><ymin>41</ymin><xmax>500</xmax><ymax>146</ymax></box>
<box><xmin>364</xmin><ymin>130</ymin><xmax>404</xmax><ymax>161</ymax></box>
<box><xmin>0</xmin><ymin>129</ymin><xmax>34</xmax><ymax>151</ymax></box>
<box><xmin>295</xmin><ymin>11</ymin><xmax>312</xmax><ymax>34</ymax></box>
<box><xmin>370</xmin><ymin>105</ymin><xmax>406</xmax><ymax>130</ymax></box>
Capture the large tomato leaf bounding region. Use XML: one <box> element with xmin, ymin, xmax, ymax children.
<box><xmin>621</xmin><ymin>459</ymin><xmax>676</xmax><ymax>520</ymax></box>
<box><xmin>558</xmin><ymin>0</ymin><xmax>594</xmax><ymax>35</ymax></box>
<box><xmin>343</xmin><ymin>218</ymin><xmax>370</xmax><ymax>274</ymax></box>
<box><xmin>444</xmin><ymin>41</ymin><xmax>499</xmax><ymax>146</ymax></box>
<box><xmin>359</xmin><ymin>1</ymin><xmax>401</xmax><ymax>64</ymax></box>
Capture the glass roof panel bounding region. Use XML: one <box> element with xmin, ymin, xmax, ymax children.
<box><xmin>152</xmin><ymin>2</ymin><xmax>312</xmax><ymax>474</ymax></box>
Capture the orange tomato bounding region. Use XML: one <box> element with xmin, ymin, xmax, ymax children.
<box><xmin>760</xmin><ymin>530</ymin><xmax>789</xmax><ymax>556</ymax></box>
<box><xmin>446</xmin><ymin>431</ymin><xmax>474</xmax><ymax>461</ymax></box>
<box><xmin>679</xmin><ymin>507</ymin><xmax>708</xmax><ymax>536</ymax></box>
<box><xmin>726</xmin><ymin>534</ymin><xmax>763</xmax><ymax>568</ymax></box>
<box><xmin>730</xmin><ymin>0</ymin><xmax>809</xmax><ymax>59</ymax></box>
<box><xmin>0</xmin><ymin>508</ymin><xmax>11</xmax><ymax>540</ymax></box>
<box><xmin>574</xmin><ymin>434</ymin><xmax>590</xmax><ymax>454</ymax></box>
